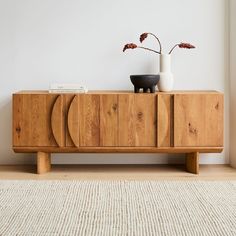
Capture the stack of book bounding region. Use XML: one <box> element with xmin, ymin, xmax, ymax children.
<box><xmin>49</xmin><ymin>84</ymin><xmax>88</xmax><ymax>93</ymax></box>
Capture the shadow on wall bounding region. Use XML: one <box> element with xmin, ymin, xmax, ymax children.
<box><xmin>0</xmin><ymin>96</ymin><xmax>34</xmax><ymax>165</ymax></box>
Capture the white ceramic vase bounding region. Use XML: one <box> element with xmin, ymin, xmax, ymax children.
<box><xmin>158</xmin><ymin>54</ymin><xmax>174</xmax><ymax>92</ymax></box>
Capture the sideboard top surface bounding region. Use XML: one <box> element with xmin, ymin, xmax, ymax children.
<box><xmin>14</xmin><ymin>90</ymin><xmax>223</xmax><ymax>95</ymax></box>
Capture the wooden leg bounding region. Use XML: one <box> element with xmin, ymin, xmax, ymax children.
<box><xmin>186</xmin><ymin>152</ymin><xmax>199</xmax><ymax>174</ymax></box>
<box><xmin>37</xmin><ymin>152</ymin><xmax>51</xmax><ymax>174</ymax></box>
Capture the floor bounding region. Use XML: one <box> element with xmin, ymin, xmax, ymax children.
<box><xmin>0</xmin><ymin>164</ymin><xmax>235</xmax><ymax>180</ymax></box>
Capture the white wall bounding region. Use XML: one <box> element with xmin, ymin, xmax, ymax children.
<box><xmin>230</xmin><ymin>0</ymin><xmax>236</xmax><ymax>167</ymax></box>
<box><xmin>0</xmin><ymin>0</ymin><xmax>228</xmax><ymax>165</ymax></box>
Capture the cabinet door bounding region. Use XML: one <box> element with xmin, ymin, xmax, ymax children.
<box><xmin>174</xmin><ymin>94</ymin><xmax>223</xmax><ymax>147</ymax></box>
<box><xmin>67</xmin><ymin>94</ymin><xmax>157</xmax><ymax>147</ymax></box>
<box><xmin>13</xmin><ymin>94</ymin><xmax>58</xmax><ymax>147</ymax></box>
<box><xmin>51</xmin><ymin>94</ymin><xmax>74</xmax><ymax>147</ymax></box>
<box><xmin>68</xmin><ymin>94</ymin><xmax>119</xmax><ymax>147</ymax></box>
<box><xmin>157</xmin><ymin>94</ymin><xmax>172</xmax><ymax>147</ymax></box>
<box><xmin>118</xmin><ymin>94</ymin><xmax>157</xmax><ymax>146</ymax></box>
<box><xmin>68</xmin><ymin>94</ymin><xmax>100</xmax><ymax>147</ymax></box>
<box><xmin>100</xmin><ymin>94</ymin><xmax>118</xmax><ymax>146</ymax></box>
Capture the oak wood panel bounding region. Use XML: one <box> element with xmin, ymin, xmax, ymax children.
<box><xmin>157</xmin><ymin>94</ymin><xmax>172</xmax><ymax>147</ymax></box>
<box><xmin>118</xmin><ymin>95</ymin><xmax>135</xmax><ymax>146</ymax></box>
<box><xmin>186</xmin><ymin>152</ymin><xmax>199</xmax><ymax>174</ymax></box>
<box><xmin>135</xmin><ymin>95</ymin><xmax>157</xmax><ymax>146</ymax></box>
<box><xmin>13</xmin><ymin>146</ymin><xmax>223</xmax><ymax>153</ymax></box>
<box><xmin>51</xmin><ymin>95</ymin><xmax>65</xmax><ymax>147</ymax></box>
<box><xmin>13</xmin><ymin>94</ymin><xmax>58</xmax><ymax>147</ymax></box>
<box><xmin>174</xmin><ymin>94</ymin><xmax>223</xmax><ymax>147</ymax></box>
<box><xmin>205</xmin><ymin>95</ymin><xmax>224</xmax><ymax>147</ymax></box>
<box><xmin>79</xmin><ymin>94</ymin><xmax>100</xmax><ymax>146</ymax></box>
<box><xmin>100</xmin><ymin>95</ymin><xmax>118</xmax><ymax>146</ymax></box>
<box><xmin>67</xmin><ymin>95</ymin><xmax>80</xmax><ymax>147</ymax></box>
<box><xmin>65</xmin><ymin>95</ymin><xmax>76</xmax><ymax>147</ymax></box>
<box><xmin>118</xmin><ymin>94</ymin><xmax>156</xmax><ymax>146</ymax></box>
<box><xmin>37</xmin><ymin>152</ymin><xmax>51</xmax><ymax>174</ymax></box>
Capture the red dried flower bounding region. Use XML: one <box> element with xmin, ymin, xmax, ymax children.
<box><xmin>123</xmin><ymin>33</ymin><xmax>195</xmax><ymax>55</ymax></box>
<box><xmin>178</xmin><ymin>43</ymin><xmax>195</xmax><ymax>49</ymax></box>
<box><xmin>169</xmin><ymin>42</ymin><xmax>195</xmax><ymax>54</ymax></box>
<box><xmin>140</xmin><ymin>33</ymin><xmax>148</xmax><ymax>43</ymax></box>
<box><xmin>123</xmin><ymin>43</ymin><xmax>138</xmax><ymax>52</ymax></box>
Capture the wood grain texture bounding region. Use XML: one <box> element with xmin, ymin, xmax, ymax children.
<box><xmin>174</xmin><ymin>94</ymin><xmax>224</xmax><ymax>147</ymax></box>
<box><xmin>67</xmin><ymin>95</ymin><xmax>80</xmax><ymax>147</ymax></box>
<box><xmin>118</xmin><ymin>95</ymin><xmax>135</xmax><ymax>146</ymax></box>
<box><xmin>37</xmin><ymin>152</ymin><xmax>51</xmax><ymax>174</ymax></box>
<box><xmin>13</xmin><ymin>91</ymin><xmax>224</xmax><ymax>154</ymax></box>
<box><xmin>118</xmin><ymin>94</ymin><xmax>156</xmax><ymax>146</ymax></box>
<box><xmin>79</xmin><ymin>94</ymin><xmax>100</xmax><ymax>146</ymax></box>
<box><xmin>51</xmin><ymin>95</ymin><xmax>65</xmax><ymax>147</ymax></box>
<box><xmin>135</xmin><ymin>95</ymin><xmax>157</xmax><ymax>146</ymax></box>
<box><xmin>100</xmin><ymin>95</ymin><xmax>118</xmax><ymax>146</ymax></box>
<box><xmin>186</xmin><ymin>152</ymin><xmax>199</xmax><ymax>174</ymax></box>
<box><xmin>205</xmin><ymin>94</ymin><xmax>224</xmax><ymax>147</ymax></box>
<box><xmin>65</xmin><ymin>95</ymin><xmax>76</xmax><ymax>147</ymax></box>
<box><xmin>157</xmin><ymin>94</ymin><xmax>172</xmax><ymax>147</ymax></box>
<box><xmin>13</xmin><ymin>146</ymin><xmax>223</xmax><ymax>153</ymax></box>
<box><xmin>13</xmin><ymin>94</ymin><xmax>58</xmax><ymax>147</ymax></box>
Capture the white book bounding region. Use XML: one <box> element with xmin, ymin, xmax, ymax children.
<box><xmin>49</xmin><ymin>89</ymin><xmax>88</xmax><ymax>93</ymax></box>
<box><xmin>49</xmin><ymin>84</ymin><xmax>88</xmax><ymax>93</ymax></box>
<box><xmin>50</xmin><ymin>83</ymin><xmax>87</xmax><ymax>90</ymax></box>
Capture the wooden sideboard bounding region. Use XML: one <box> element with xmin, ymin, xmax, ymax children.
<box><xmin>12</xmin><ymin>91</ymin><xmax>224</xmax><ymax>174</ymax></box>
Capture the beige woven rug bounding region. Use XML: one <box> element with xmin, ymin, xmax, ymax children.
<box><xmin>0</xmin><ymin>180</ymin><xmax>236</xmax><ymax>236</ymax></box>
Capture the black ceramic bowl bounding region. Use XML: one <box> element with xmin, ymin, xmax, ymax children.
<box><xmin>130</xmin><ymin>74</ymin><xmax>160</xmax><ymax>93</ymax></box>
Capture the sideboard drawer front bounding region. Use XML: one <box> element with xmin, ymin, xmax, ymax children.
<box><xmin>157</xmin><ymin>94</ymin><xmax>172</xmax><ymax>147</ymax></box>
<box><xmin>100</xmin><ymin>94</ymin><xmax>118</xmax><ymax>146</ymax></box>
<box><xmin>67</xmin><ymin>95</ymin><xmax>80</xmax><ymax>147</ymax></box>
<box><xmin>67</xmin><ymin>93</ymin><xmax>157</xmax><ymax>147</ymax></box>
<box><xmin>69</xmin><ymin>94</ymin><xmax>119</xmax><ymax>147</ymax></box>
<box><xmin>65</xmin><ymin>95</ymin><xmax>76</xmax><ymax>147</ymax></box>
<box><xmin>174</xmin><ymin>94</ymin><xmax>224</xmax><ymax>147</ymax></box>
<box><xmin>118</xmin><ymin>94</ymin><xmax>157</xmax><ymax>147</ymax></box>
<box><xmin>68</xmin><ymin>94</ymin><xmax>100</xmax><ymax>147</ymax></box>
<box><xmin>79</xmin><ymin>94</ymin><xmax>100</xmax><ymax>146</ymax></box>
<box><xmin>51</xmin><ymin>95</ymin><xmax>65</xmax><ymax>147</ymax></box>
<box><xmin>13</xmin><ymin>94</ymin><xmax>58</xmax><ymax>147</ymax></box>
<box><xmin>77</xmin><ymin>94</ymin><xmax>119</xmax><ymax>147</ymax></box>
